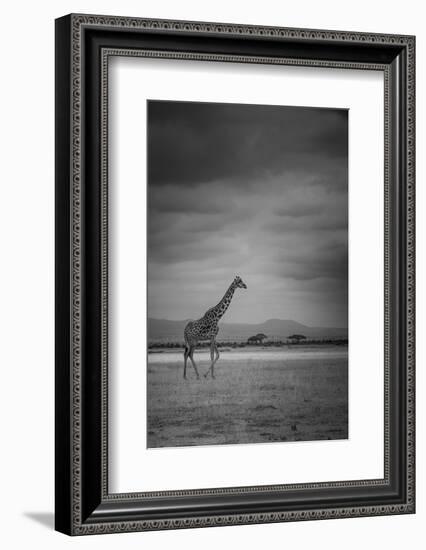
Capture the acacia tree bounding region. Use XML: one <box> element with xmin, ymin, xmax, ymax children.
<box><xmin>288</xmin><ymin>334</ymin><xmax>307</xmax><ymax>344</ymax></box>
<box><xmin>247</xmin><ymin>333</ymin><xmax>268</xmax><ymax>344</ymax></box>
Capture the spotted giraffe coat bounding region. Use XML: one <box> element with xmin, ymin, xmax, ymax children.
<box><xmin>184</xmin><ymin>276</ymin><xmax>247</xmax><ymax>348</ymax></box>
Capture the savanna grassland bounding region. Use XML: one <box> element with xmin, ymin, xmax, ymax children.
<box><xmin>147</xmin><ymin>346</ymin><xmax>348</xmax><ymax>448</ymax></box>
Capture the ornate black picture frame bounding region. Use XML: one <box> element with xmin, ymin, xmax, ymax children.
<box><xmin>55</xmin><ymin>14</ymin><xmax>415</xmax><ymax>535</ymax></box>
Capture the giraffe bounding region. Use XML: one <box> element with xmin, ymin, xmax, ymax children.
<box><xmin>183</xmin><ymin>276</ymin><xmax>247</xmax><ymax>379</ymax></box>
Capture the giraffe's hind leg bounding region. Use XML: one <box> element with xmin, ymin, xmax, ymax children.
<box><xmin>188</xmin><ymin>347</ymin><xmax>200</xmax><ymax>379</ymax></box>
<box><xmin>183</xmin><ymin>345</ymin><xmax>190</xmax><ymax>379</ymax></box>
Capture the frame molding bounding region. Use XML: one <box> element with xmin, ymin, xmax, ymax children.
<box><xmin>55</xmin><ymin>14</ymin><xmax>415</xmax><ymax>535</ymax></box>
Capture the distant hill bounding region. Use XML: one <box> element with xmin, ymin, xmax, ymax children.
<box><xmin>148</xmin><ymin>317</ymin><xmax>347</xmax><ymax>343</ymax></box>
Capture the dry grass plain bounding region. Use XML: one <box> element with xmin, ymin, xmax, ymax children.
<box><xmin>147</xmin><ymin>346</ymin><xmax>348</xmax><ymax>448</ymax></box>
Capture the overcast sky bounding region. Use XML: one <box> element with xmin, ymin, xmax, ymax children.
<box><xmin>147</xmin><ymin>100</ymin><xmax>348</xmax><ymax>327</ymax></box>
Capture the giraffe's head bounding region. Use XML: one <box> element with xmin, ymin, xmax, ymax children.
<box><xmin>234</xmin><ymin>275</ymin><xmax>247</xmax><ymax>289</ymax></box>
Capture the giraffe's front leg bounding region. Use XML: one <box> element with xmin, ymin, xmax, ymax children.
<box><xmin>204</xmin><ymin>341</ymin><xmax>215</xmax><ymax>378</ymax></box>
<box><xmin>210</xmin><ymin>342</ymin><xmax>220</xmax><ymax>379</ymax></box>
<box><xmin>205</xmin><ymin>340</ymin><xmax>219</xmax><ymax>378</ymax></box>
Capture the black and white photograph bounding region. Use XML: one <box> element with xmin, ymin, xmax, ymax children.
<box><xmin>0</xmin><ymin>0</ymin><xmax>418</xmax><ymax>543</ymax></box>
<box><xmin>147</xmin><ymin>99</ymin><xmax>349</xmax><ymax>449</ymax></box>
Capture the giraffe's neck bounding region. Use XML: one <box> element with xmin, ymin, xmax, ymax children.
<box><xmin>211</xmin><ymin>283</ymin><xmax>236</xmax><ymax>321</ymax></box>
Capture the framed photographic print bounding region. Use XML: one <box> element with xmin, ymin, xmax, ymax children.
<box><xmin>55</xmin><ymin>14</ymin><xmax>415</xmax><ymax>535</ymax></box>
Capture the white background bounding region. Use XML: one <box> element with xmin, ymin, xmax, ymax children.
<box><xmin>110</xmin><ymin>58</ymin><xmax>384</xmax><ymax>493</ymax></box>
<box><xmin>0</xmin><ymin>1</ymin><xmax>423</xmax><ymax>549</ymax></box>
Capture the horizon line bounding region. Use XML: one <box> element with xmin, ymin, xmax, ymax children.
<box><xmin>148</xmin><ymin>316</ymin><xmax>348</xmax><ymax>330</ymax></box>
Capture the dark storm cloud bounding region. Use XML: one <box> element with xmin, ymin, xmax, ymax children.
<box><xmin>274</xmin><ymin>241</ymin><xmax>348</xmax><ymax>282</ymax></box>
<box><xmin>149</xmin><ymin>182</ymin><xmax>237</xmax><ymax>214</ymax></box>
<box><xmin>148</xmin><ymin>100</ymin><xmax>347</xmax><ymax>187</ymax></box>
<box><xmin>147</xmin><ymin>100</ymin><xmax>348</xmax><ymax>327</ymax></box>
